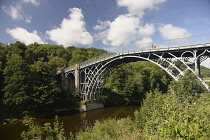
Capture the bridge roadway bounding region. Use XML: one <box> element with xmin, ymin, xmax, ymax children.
<box><xmin>64</xmin><ymin>43</ymin><xmax>210</xmax><ymax>72</ymax></box>
<box><xmin>62</xmin><ymin>34</ymin><xmax>210</xmax><ymax>100</ymax></box>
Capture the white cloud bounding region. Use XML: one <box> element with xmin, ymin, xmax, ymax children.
<box><xmin>93</xmin><ymin>0</ymin><xmax>167</xmax><ymax>46</ymax></box>
<box><xmin>22</xmin><ymin>0</ymin><xmax>40</xmax><ymax>6</ymax></box>
<box><xmin>158</xmin><ymin>24</ymin><xmax>191</xmax><ymax>40</ymax></box>
<box><xmin>107</xmin><ymin>14</ymin><xmax>140</xmax><ymax>46</ymax></box>
<box><xmin>94</xmin><ymin>15</ymin><xmax>140</xmax><ymax>46</ymax></box>
<box><xmin>139</xmin><ymin>24</ymin><xmax>155</xmax><ymax>37</ymax></box>
<box><xmin>46</xmin><ymin>8</ymin><xmax>93</xmax><ymax>47</ymax></box>
<box><xmin>2</xmin><ymin>3</ymin><xmax>32</xmax><ymax>22</ymax></box>
<box><xmin>6</xmin><ymin>27</ymin><xmax>44</xmax><ymax>45</ymax></box>
<box><xmin>2</xmin><ymin>4</ymin><xmax>23</xmax><ymax>20</ymax></box>
<box><xmin>94</xmin><ymin>15</ymin><xmax>156</xmax><ymax>46</ymax></box>
<box><xmin>94</xmin><ymin>29</ymin><xmax>109</xmax><ymax>45</ymax></box>
<box><xmin>93</xmin><ymin>20</ymin><xmax>110</xmax><ymax>31</ymax></box>
<box><xmin>2</xmin><ymin>0</ymin><xmax>40</xmax><ymax>22</ymax></box>
<box><xmin>117</xmin><ymin>0</ymin><xmax>167</xmax><ymax>16</ymax></box>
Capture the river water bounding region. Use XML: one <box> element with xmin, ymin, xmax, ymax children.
<box><xmin>0</xmin><ymin>105</ymin><xmax>140</xmax><ymax>140</ymax></box>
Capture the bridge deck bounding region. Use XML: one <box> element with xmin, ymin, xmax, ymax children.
<box><xmin>64</xmin><ymin>43</ymin><xmax>210</xmax><ymax>73</ymax></box>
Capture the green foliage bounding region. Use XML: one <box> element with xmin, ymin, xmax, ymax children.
<box><xmin>76</xmin><ymin>118</ymin><xmax>138</xmax><ymax>140</ymax></box>
<box><xmin>169</xmin><ymin>72</ymin><xmax>206</xmax><ymax>102</ymax></box>
<box><xmin>86</xmin><ymin>47</ymin><xmax>107</xmax><ymax>59</ymax></box>
<box><xmin>3</xmin><ymin>54</ymin><xmax>31</xmax><ymax>112</ymax></box>
<box><xmin>176</xmin><ymin>62</ymin><xmax>210</xmax><ymax>78</ymax></box>
<box><xmin>134</xmin><ymin>76</ymin><xmax>210</xmax><ymax>139</ymax></box>
<box><xmin>0</xmin><ymin>61</ymin><xmax>4</xmax><ymax>98</ymax></box>
<box><xmin>21</xmin><ymin>116</ymin><xmax>74</xmax><ymax>140</ymax></box>
<box><xmin>77</xmin><ymin>74</ymin><xmax>209</xmax><ymax>139</ymax></box>
<box><xmin>0</xmin><ymin>44</ymin><xmax>8</xmax><ymax>63</ymax></box>
<box><xmin>26</xmin><ymin>43</ymin><xmax>69</xmax><ymax>61</ymax></box>
<box><xmin>20</xmin><ymin>74</ymin><xmax>210</xmax><ymax>140</ymax></box>
<box><xmin>6</xmin><ymin>41</ymin><xmax>27</xmax><ymax>57</ymax></box>
<box><xmin>0</xmin><ymin>42</ymin><xmax>107</xmax><ymax>121</ymax></box>
<box><xmin>48</xmin><ymin>56</ymin><xmax>67</xmax><ymax>68</ymax></box>
<box><xmin>200</xmin><ymin>65</ymin><xmax>210</xmax><ymax>78</ymax></box>
<box><xmin>54</xmin><ymin>91</ymin><xmax>79</xmax><ymax>110</ymax></box>
<box><xmin>103</xmin><ymin>61</ymin><xmax>172</xmax><ymax>104</ymax></box>
<box><xmin>27</xmin><ymin>55</ymin><xmax>78</xmax><ymax>113</ymax></box>
<box><xmin>29</xmin><ymin>58</ymin><xmax>63</xmax><ymax>112</ymax></box>
<box><xmin>100</xmin><ymin>88</ymin><xmax>128</xmax><ymax>106</ymax></box>
<box><xmin>68</xmin><ymin>47</ymin><xmax>106</xmax><ymax>65</ymax></box>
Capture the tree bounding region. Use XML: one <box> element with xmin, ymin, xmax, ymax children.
<box><xmin>65</xmin><ymin>46</ymin><xmax>76</xmax><ymax>61</ymax></box>
<box><xmin>169</xmin><ymin>72</ymin><xmax>206</xmax><ymax>101</ymax></box>
<box><xmin>103</xmin><ymin>61</ymin><xmax>173</xmax><ymax>104</ymax></box>
<box><xmin>29</xmin><ymin>58</ymin><xmax>62</xmax><ymax>112</ymax></box>
<box><xmin>0</xmin><ymin>61</ymin><xmax>4</xmax><ymax>98</ymax></box>
<box><xmin>26</xmin><ymin>43</ymin><xmax>47</xmax><ymax>57</ymax></box>
<box><xmin>48</xmin><ymin>56</ymin><xmax>67</xmax><ymax>68</ymax></box>
<box><xmin>0</xmin><ymin>42</ymin><xmax>109</xmax><ymax>118</ymax></box>
<box><xmin>7</xmin><ymin>41</ymin><xmax>26</xmax><ymax>58</ymax></box>
<box><xmin>3</xmin><ymin>54</ymin><xmax>31</xmax><ymax>113</ymax></box>
<box><xmin>0</xmin><ymin>43</ymin><xmax>8</xmax><ymax>63</ymax></box>
<box><xmin>69</xmin><ymin>48</ymin><xmax>88</xmax><ymax>65</ymax></box>
<box><xmin>86</xmin><ymin>47</ymin><xmax>107</xmax><ymax>59</ymax></box>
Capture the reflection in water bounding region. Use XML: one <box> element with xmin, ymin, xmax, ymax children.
<box><xmin>0</xmin><ymin>105</ymin><xmax>140</xmax><ymax>140</ymax></box>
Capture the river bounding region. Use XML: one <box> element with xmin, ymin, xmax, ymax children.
<box><xmin>0</xmin><ymin>105</ymin><xmax>140</xmax><ymax>140</ymax></box>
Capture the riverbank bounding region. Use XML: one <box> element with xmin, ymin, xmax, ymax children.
<box><xmin>0</xmin><ymin>105</ymin><xmax>140</xmax><ymax>140</ymax></box>
<box><xmin>0</xmin><ymin>98</ymin><xmax>142</xmax><ymax>125</ymax></box>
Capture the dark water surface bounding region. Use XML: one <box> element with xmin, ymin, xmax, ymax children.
<box><xmin>0</xmin><ymin>105</ymin><xmax>140</xmax><ymax>140</ymax></box>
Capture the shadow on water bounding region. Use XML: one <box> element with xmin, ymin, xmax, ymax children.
<box><xmin>0</xmin><ymin>104</ymin><xmax>140</xmax><ymax>140</ymax></box>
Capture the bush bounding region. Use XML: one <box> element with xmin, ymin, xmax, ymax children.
<box><xmin>76</xmin><ymin>117</ymin><xmax>141</xmax><ymax>140</ymax></box>
<box><xmin>134</xmin><ymin>90</ymin><xmax>210</xmax><ymax>139</ymax></box>
<box><xmin>169</xmin><ymin>72</ymin><xmax>206</xmax><ymax>102</ymax></box>
<box><xmin>21</xmin><ymin>116</ymin><xmax>74</xmax><ymax>140</ymax></box>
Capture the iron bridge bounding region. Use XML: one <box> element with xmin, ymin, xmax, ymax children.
<box><xmin>62</xmin><ymin>34</ymin><xmax>210</xmax><ymax>100</ymax></box>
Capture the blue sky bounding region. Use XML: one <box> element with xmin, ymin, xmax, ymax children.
<box><xmin>1</xmin><ymin>0</ymin><xmax>210</xmax><ymax>50</ymax></box>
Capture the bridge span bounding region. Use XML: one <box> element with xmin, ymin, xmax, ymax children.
<box><xmin>62</xmin><ymin>34</ymin><xmax>210</xmax><ymax>100</ymax></box>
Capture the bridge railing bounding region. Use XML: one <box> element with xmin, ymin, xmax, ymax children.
<box><xmin>80</xmin><ymin>52</ymin><xmax>118</xmax><ymax>68</ymax></box>
<box><xmin>67</xmin><ymin>33</ymin><xmax>210</xmax><ymax>70</ymax></box>
<box><xmin>120</xmin><ymin>33</ymin><xmax>210</xmax><ymax>53</ymax></box>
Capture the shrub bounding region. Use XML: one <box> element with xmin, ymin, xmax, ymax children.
<box><xmin>135</xmin><ymin>89</ymin><xmax>210</xmax><ymax>139</ymax></box>
<box><xmin>76</xmin><ymin>118</ymin><xmax>139</xmax><ymax>140</ymax></box>
<box><xmin>21</xmin><ymin>116</ymin><xmax>74</xmax><ymax>140</ymax></box>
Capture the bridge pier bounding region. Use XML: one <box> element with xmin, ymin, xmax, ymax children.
<box><xmin>75</xmin><ymin>63</ymin><xmax>80</xmax><ymax>96</ymax></box>
<box><xmin>194</xmin><ymin>57</ymin><xmax>201</xmax><ymax>76</ymax></box>
<box><xmin>61</xmin><ymin>73</ymin><xmax>67</xmax><ymax>90</ymax></box>
<box><xmin>194</xmin><ymin>50</ymin><xmax>201</xmax><ymax>76</ymax></box>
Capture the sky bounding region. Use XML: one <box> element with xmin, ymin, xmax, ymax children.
<box><xmin>1</xmin><ymin>0</ymin><xmax>210</xmax><ymax>66</ymax></box>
